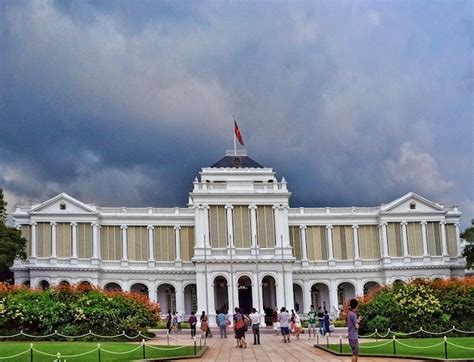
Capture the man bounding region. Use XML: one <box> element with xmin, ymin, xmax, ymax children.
<box><xmin>347</xmin><ymin>299</ymin><xmax>361</xmax><ymax>362</ymax></box>
<box><xmin>278</xmin><ymin>307</ymin><xmax>290</xmax><ymax>343</ymax></box>
<box><xmin>317</xmin><ymin>306</ymin><xmax>325</xmax><ymax>336</ymax></box>
<box><xmin>249</xmin><ymin>308</ymin><xmax>261</xmax><ymax>345</ymax></box>
<box><xmin>307</xmin><ymin>304</ymin><xmax>317</xmax><ymax>339</ymax></box>
<box><xmin>176</xmin><ymin>311</ymin><xmax>182</xmax><ymax>331</ymax></box>
<box><xmin>217</xmin><ymin>310</ymin><xmax>228</xmax><ymax>338</ymax></box>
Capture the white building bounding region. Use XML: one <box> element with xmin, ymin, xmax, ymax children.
<box><xmin>12</xmin><ymin>150</ymin><xmax>465</xmax><ymax>322</ymax></box>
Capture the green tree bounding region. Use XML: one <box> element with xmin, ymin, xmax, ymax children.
<box><xmin>461</xmin><ymin>226</ymin><xmax>474</xmax><ymax>269</ymax></box>
<box><xmin>0</xmin><ymin>188</ymin><xmax>27</xmax><ymax>273</ymax></box>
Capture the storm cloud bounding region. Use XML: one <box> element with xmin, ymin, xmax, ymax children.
<box><xmin>0</xmin><ymin>1</ymin><xmax>472</xmax><ymax>227</ymax></box>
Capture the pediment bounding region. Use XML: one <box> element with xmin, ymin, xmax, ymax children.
<box><xmin>30</xmin><ymin>193</ymin><xmax>96</xmax><ymax>214</ymax></box>
<box><xmin>381</xmin><ymin>193</ymin><xmax>444</xmax><ymax>214</ymax></box>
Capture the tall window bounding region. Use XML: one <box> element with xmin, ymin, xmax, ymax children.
<box><xmin>256</xmin><ymin>206</ymin><xmax>275</xmax><ymax>248</ymax></box>
<box><xmin>127</xmin><ymin>226</ymin><xmax>148</xmax><ymax>261</ymax></box>
<box><xmin>209</xmin><ymin>206</ymin><xmax>227</xmax><ymax>248</ymax></box>
<box><xmin>446</xmin><ymin>224</ymin><xmax>457</xmax><ymax>256</ymax></box>
<box><xmin>233</xmin><ymin>206</ymin><xmax>251</xmax><ymax>248</ymax></box>
<box><xmin>101</xmin><ymin>226</ymin><xmax>122</xmax><ymax>260</ymax></box>
<box><xmin>289</xmin><ymin>226</ymin><xmax>301</xmax><ymax>259</ymax></box>
<box><xmin>154</xmin><ymin>226</ymin><xmax>175</xmax><ymax>261</ymax></box>
<box><xmin>407</xmin><ymin>222</ymin><xmax>423</xmax><ymax>256</ymax></box>
<box><xmin>426</xmin><ymin>222</ymin><xmax>441</xmax><ymax>256</ymax></box>
<box><xmin>20</xmin><ymin>225</ymin><xmax>32</xmax><ymax>257</ymax></box>
<box><xmin>332</xmin><ymin>225</ymin><xmax>354</xmax><ymax>260</ymax></box>
<box><xmin>358</xmin><ymin>225</ymin><xmax>380</xmax><ymax>259</ymax></box>
<box><xmin>36</xmin><ymin>223</ymin><xmax>52</xmax><ymax>257</ymax></box>
<box><xmin>306</xmin><ymin>226</ymin><xmax>327</xmax><ymax>261</ymax></box>
<box><xmin>180</xmin><ymin>227</ymin><xmax>195</xmax><ymax>261</ymax></box>
<box><xmin>56</xmin><ymin>223</ymin><xmax>72</xmax><ymax>257</ymax></box>
<box><xmin>387</xmin><ymin>223</ymin><xmax>403</xmax><ymax>257</ymax></box>
<box><xmin>77</xmin><ymin>223</ymin><xmax>92</xmax><ymax>258</ymax></box>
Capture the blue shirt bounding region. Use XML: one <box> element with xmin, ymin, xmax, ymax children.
<box><xmin>347</xmin><ymin>310</ymin><xmax>358</xmax><ymax>340</ymax></box>
<box><xmin>217</xmin><ymin>313</ymin><xmax>226</xmax><ymax>327</ymax></box>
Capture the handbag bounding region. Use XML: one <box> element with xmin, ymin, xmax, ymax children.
<box><xmin>235</xmin><ymin>318</ymin><xmax>245</xmax><ymax>329</ymax></box>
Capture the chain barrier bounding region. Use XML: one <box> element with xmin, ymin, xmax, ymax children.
<box><xmin>358</xmin><ymin>340</ymin><xmax>393</xmax><ymax>349</ymax></box>
<box><xmin>357</xmin><ymin>326</ymin><xmax>473</xmax><ymax>339</ymax></box>
<box><xmin>0</xmin><ymin>329</ymin><xmax>154</xmax><ymax>340</ymax></box>
<box><xmin>447</xmin><ymin>341</ymin><xmax>474</xmax><ymax>350</ymax></box>
<box><xmin>0</xmin><ymin>348</ymin><xmax>30</xmax><ymax>360</ymax></box>
<box><xmin>395</xmin><ymin>339</ymin><xmax>445</xmax><ymax>349</ymax></box>
<box><xmin>99</xmin><ymin>344</ymin><xmax>142</xmax><ymax>355</ymax></box>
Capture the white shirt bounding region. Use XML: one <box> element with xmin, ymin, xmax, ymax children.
<box><xmin>278</xmin><ymin>311</ymin><xmax>290</xmax><ymax>328</ymax></box>
<box><xmin>249</xmin><ymin>312</ymin><xmax>260</xmax><ymax>325</ymax></box>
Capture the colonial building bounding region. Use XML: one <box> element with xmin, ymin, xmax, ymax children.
<box><xmin>12</xmin><ymin>150</ymin><xmax>465</xmax><ymax>322</ymax></box>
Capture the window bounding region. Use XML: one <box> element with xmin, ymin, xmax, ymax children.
<box><xmin>410</xmin><ymin>202</ymin><xmax>416</xmax><ymax>210</ymax></box>
<box><xmin>60</xmin><ymin>202</ymin><xmax>66</xmax><ymax>210</ymax></box>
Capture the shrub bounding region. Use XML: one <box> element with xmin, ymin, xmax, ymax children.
<box><xmin>0</xmin><ymin>283</ymin><xmax>160</xmax><ymax>338</ymax></box>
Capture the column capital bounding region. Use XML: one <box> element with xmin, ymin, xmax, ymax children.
<box><xmin>248</xmin><ymin>204</ymin><xmax>257</xmax><ymax>210</ymax></box>
<box><xmin>50</xmin><ymin>222</ymin><xmax>57</xmax><ymax>226</ymax></box>
<box><xmin>453</xmin><ymin>222</ymin><xmax>460</xmax><ymax>227</ymax></box>
<box><xmin>299</xmin><ymin>225</ymin><xmax>307</xmax><ymax>230</ymax></box>
<box><xmin>91</xmin><ymin>222</ymin><xmax>99</xmax><ymax>228</ymax></box>
<box><xmin>325</xmin><ymin>225</ymin><xmax>333</xmax><ymax>230</ymax></box>
<box><xmin>224</xmin><ymin>204</ymin><xmax>234</xmax><ymax>210</ymax></box>
<box><xmin>378</xmin><ymin>222</ymin><xmax>388</xmax><ymax>227</ymax></box>
<box><xmin>70</xmin><ymin>222</ymin><xmax>77</xmax><ymax>227</ymax></box>
<box><xmin>30</xmin><ymin>222</ymin><xmax>37</xmax><ymax>226</ymax></box>
<box><xmin>420</xmin><ymin>221</ymin><xmax>427</xmax><ymax>226</ymax></box>
<box><xmin>147</xmin><ymin>225</ymin><xmax>155</xmax><ymax>230</ymax></box>
<box><xmin>120</xmin><ymin>225</ymin><xmax>128</xmax><ymax>230</ymax></box>
<box><xmin>400</xmin><ymin>221</ymin><xmax>408</xmax><ymax>226</ymax></box>
<box><xmin>352</xmin><ymin>224</ymin><xmax>359</xmax><ymax>229</ymax></box>
<box><xmin>440</xmin><ymin>221</ymin><xmax>446</xmax><ymax>225</ymax></box>
<box><xmin>173</xmin><ymin>225</ymin><xmax>181</xmax><ymax>230</ymax></box>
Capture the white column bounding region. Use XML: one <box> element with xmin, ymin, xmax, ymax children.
<box><xmin>30</xmin><ymin>222</ymin><xmax>37</xmax><ymax>258</ymax></box>
<box><xmin>249</xmin><ymin>205</ymin><xmax>257</xmax><ymax>248</ymax></box>
<box><xmin>454</xmin><ymin>222</ymin><xmax>462</xmax><ymax>257</ymax></box>
<box><xmin>401</xmin><ymin>222</ymin><xmax>409</xmax><ymax>257</ymax></box>
<box><xmin>194</xmin><ymin>206</ymin><xmax>203</xmax><ymax>248</ymax></box>
<box><xmin>326</xmin><ymin>225</ymin><xmax>334</xmax><ymax>260</ymax></box>
<box><xmin>196</xmin><ymin>272</ymin><xmax>207</xmax><ymax>313</ymax></box>
<box><xmin>299</xmin><ymin>225</ymin><xmax>308</xmax><ymax>261</ymax></box>
<box><xmin>203</xmin><ymin>206</ymin><xmax>210</xmax><ymax>247</ymax></box>
<box><xmin>380</xmin><ymin>222</ymin><xmax>389</xmax><ymax>258</ymax></box>
<box><xmin>276</xmin><ymin>272</ymin><xmax>286</xmax><ymax>308</ymax></box>
<box><xmin>352</xmin><ymin>225</ymin><xmax>360</xmax><ymax>260</ymax></box>
<box><xmin>92</xmin><ymin>223</ymin><xmax>99</xmax><ymax>260</ymax></box>
<box><xmin>147</xmin><ymin>225</ymin><xmax>155</xmax><ymax>262</ymax></box>
<box><xmin>420</xmin><ymin>221</ymin><xmax>429</xmax><ymax>257</ymax></box>
<box><xmin>303</xmin><ymin>280</ymin><xmax>312</xmax><ymax>313</ymax></box>
<box><xmin>440</xmin><ymin>221</ymin><xmax>448</xmax><ymax>257</ymax></box>
<box><xmin>50</xmin><ymin>222</ymin><xmax>57</xmax><ymax>258</ymax></box>
<box><xmin>355</xmin><ymin>280</ymin><xmax>364</xmax><ymax>297</ymax></box>
<box><xmin>121</xmin><ymin>225</ymin><xmax>128</xmax><ymax>262</ymax></box>
<box><xmin>282</xmin><ymin>206</ymin><xmax>291</xmax><ymax>247</ymax></box>
<box><xmin>273</xmin><ymin>206</ymin><xmax>282</xmax><ymax>247</ymax></box>
<box><xmin>71</xmin><ymin>222</ymin><xmax>78</xmax><ymax>259</ymax></box>
<box><xmin>329</xmin><ymin>280</ymin><xmax>339</xmax><ymax>315</ymax></box>
<box><xmin>175</xmin><ymin>280</ymin><xmax>184</xmax><ymax>315</ymax></box>
<box><xmin>225</xmin><ymin>205</ymin><xmax>234</xmax><ymax>247</ymax></box>
<box><xmin>174</xmin><ymin>225</ymin><xmax>181</xmax><ymax>261</ymax></box>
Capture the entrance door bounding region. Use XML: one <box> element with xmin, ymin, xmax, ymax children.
<box><xmin>237</xmin><ymin>276</ymin><xmax>252</xmax><ymax>314</ymax></box>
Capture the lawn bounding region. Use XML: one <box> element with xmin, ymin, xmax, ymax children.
<box><xmin>324</xmin><ymin>337</ymin><xmax>474</xmax><ymax>360</ymax></box>
<box><xmin>0</xmin><ymin>341</ymin><xmax>203</xmax><ymax>361</ymax></box>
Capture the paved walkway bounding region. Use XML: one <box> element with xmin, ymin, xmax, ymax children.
<box><xmin>148</xmin><ymin>329</ymin><xmax>426</xmax><ymax>362</ymax></box>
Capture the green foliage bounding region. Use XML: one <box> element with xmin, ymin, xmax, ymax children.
<box><xmin>461</xmin><ymin>227</ymin><xmax>474</xmax><ymax>269</ymax></box>
<box><xmin>0</xmin><ymin>189</ymin><xmax>27</xmax><ymax>272</ymax></box>
<box><xmin>0</xmin><ymin>284</ymin><xmax>161</xmax><ymax>338</ymax></box>
<box><xmin>358</xmin><ymin>278</ymin><xmax>474</xmax><ymax>335</ymax></box>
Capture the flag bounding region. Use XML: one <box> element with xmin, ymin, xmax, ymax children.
<box><xmin>234</xmin><ymin>120</ymin><xmax>244</xmax><ymax>146</ymax></box>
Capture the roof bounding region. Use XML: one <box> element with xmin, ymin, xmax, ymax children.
<box><xmin>211</xmin><ymin>155</ymin><xmax>264</xmax><ymax>168</ymax></box>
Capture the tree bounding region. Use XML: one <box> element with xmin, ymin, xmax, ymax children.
<box><xmin>0</xmin><ymin>188</ymin><xmax>27</xmax><ymax>274</ymax></box>
<box><xmin>461</xmin><ymin>226</ymin><xmax>474</xmax><ymax>269</ymax></box>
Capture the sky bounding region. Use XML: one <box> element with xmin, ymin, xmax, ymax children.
<box><xmin>0</xmin><ymin>0</ymin><xmax>472</xmax><ymax>228</ymax></box>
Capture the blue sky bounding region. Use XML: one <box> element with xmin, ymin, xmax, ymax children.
<box><xmin>0</xmin><ymin>0</ymin><xmax>472</xmax><ymax>228</ymax></box>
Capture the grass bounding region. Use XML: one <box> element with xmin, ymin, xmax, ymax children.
<box><xmin>324</xmin><ymin>337</ymin><xmax>474</xmax><ymax>360</ymax></box>
<box><xmin>0</xmin><ymin>341</ymin><xmax>203</xmax><ymax>361</ymax></box>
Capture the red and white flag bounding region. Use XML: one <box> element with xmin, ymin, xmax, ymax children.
<box><xmin>234</xmin><ymin>120</ymin><xmax>244</xmax><ymax>146</ymax></box>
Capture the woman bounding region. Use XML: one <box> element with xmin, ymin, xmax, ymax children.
<box><xmin>200</xmin><ymin>311</ymin><xmax>209</xmax><ymax>339</ymax></box>
<box><xmin>166</xmin><ymin>311</ymin><xmax>172</xmax><ymax>333</ymax></box>
<box><xmin>233</xmin><ymin>307</ymin><xmax>248</xmax><ymax>348</ymax></box>
<box><xmin>292</xmin><ymin>310</ymin><xmax>303</xmax><ymax>340</ymax></box>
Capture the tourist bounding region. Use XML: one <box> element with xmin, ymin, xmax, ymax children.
<box><xmin>272</xmin><ymin>307</ymin><xmax>279</xmax><ymax>335</ymax></box>
<box><xmin>249</xmin><ymin>307</ymin><xmax>261</xmax><ymax>345</ymax></box>
<box><xmin>278</xmin><ymin>307</ymin><xmax>290</xmax><ymax>343</ymax></box>
<box><xmin>200</xmin><ymin>311</ymin><xmax>209</xmax><ymax>339</ymax></box>
<box><xmin>217</xmin><ymin>310</ymin><xmax>228</xmax><ymax>338</ymax></box>
<box><xmin>307</xmin><ymin>305</ymin><xmax>317</xmax><ymax>339</ymax></box>
<box><xmin>176</xmin><ymin>311</ymin><xmax>182</xmax><ymax>331</ymax></box>
<box><xmin>166</xmin><ymin>311</ymin><xmax>172</xmax><ymax>333</ymax></box>
<box><xmin>188</xmin><ymin>311</ymin><xmax>197</xmax><ymax>338</ymax></box>
<box><xmin>233</xmin><ymin>307</ymin><xmax>248</xmax><ymax>348</ymax></box>
<box><xmin>323</xmin><ymin>309</ymin><xmax>330</xmax><ymax>336</ymax></box>
<box><xmin>291</xmin><ymin>310</ymin><xmax>303</xmax><ymax>340</ymax></box>
<box><xmin>347</xmin><ymin>299</ymin><xmax>361</xmax><ymax>362</ymax></box>
<box><xmin>317</xmin><ymin>306</ymin><xmax>325</xmax><ymax>336</ymax></box>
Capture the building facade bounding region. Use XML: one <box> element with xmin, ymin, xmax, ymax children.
<box><xmin>12</xmin><ymin>151</ymin><xmax>465</xmax><ymax>322</ymax></box>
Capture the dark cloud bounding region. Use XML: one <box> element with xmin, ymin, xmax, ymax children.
<box><xmin>0</xmin><ymin>1</ymin><xmax>472</xmax><ymax>227</ymax></box>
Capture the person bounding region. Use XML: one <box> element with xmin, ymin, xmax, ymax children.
<box><xmin>249</xmin><ymin>307</ymin><xmax>261</xmax><ymax>345</ymax></box>
<box><xmin>317</xmin><ymin>306</ymin><xmax>325</xmax><ymax>336</ymax></box>
<box><xmin>323</xmin><ymin>309</ymin><xmax>330</xmax><ymax>336</ymax></box>
<box><xmin>217</xmin><ymin>310</ymin><xmax>228</xmax><ymax>338</ymax></box>
<box><xmin>307</xmin><ymin>305</ymin><xmax>317</xmax><ymax>339</ymax></box>
<box><xmin>233</xmin><ymin>307</ymin><xmax>247</xmax><ymax>348</ymax></box>
<box><xmin>200</xmin><ymin>311</ymin><xmax>209</xmax><ymax>339</ymax></box>
<box><xmin>176</xmin><ymin>311</ymin><xmax>182</xmax><ymax>331</ymax></box>
<box><xmin>291</xmin><ymin>310</ymin><xmax>302</xmax><ymax>340</ymax></box>
<box><xmin>166</xmin><ymin>311</ymin><xmax>172</xmax><ymax>333</ymax></box>
<box><xmin>278</xmin><ymin>307</ymin><xmax>290</xmax><ymax>343</ymax></box>
<box><xmin>172</xmin><ymin>311</ymin><xmax>177</xmax><ymax>331</ymax></box>
<box><xmin>347</xmin><ymin>299</ymin><xmax>361</xmax><ymax>362</ymax></box>
<box><xmin>272</xmin><ymin>307</ymin><xmax>279</xmax><ymax>335</ymax></box>
<box><xmin>188</xmin><ymin>311</ymin><xmax>197</xmax><ymax>338</ymax></box>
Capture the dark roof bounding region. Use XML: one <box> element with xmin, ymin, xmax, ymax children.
<box><xmin>211</xmin><ymin>156</ymin><xmax>264</xmax><ymax>168</ymax></box>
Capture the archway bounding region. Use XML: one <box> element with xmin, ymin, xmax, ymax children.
<box><xmin>59</xmin><ymin>280</ymin><xmax>70</xmax><ymax>287</ymax></box>
<box><xmin>393</xmin><ymin>279</ymin><xmax>405</xmax><ymax>289</ymax></box>
<box><xmin>337</xmin><ymin>282</ymin><xmax>356</xmax><ymax>307</ymax></box>
<box><xmin>293</xmin><ymin>283</ymin><xmax>303</xmax><ymax>313</ymax></box>
<box><xmin>262</xmin><ymin>275</ymin><xmax>277</xmax><ymax>325</ymax></box>
<box><xmin>39</xmin><ymin>280</ymin><xmax>50</xmax><ymax>290</ymax></box>
<box><xmin>104</xmin><ymin>282</ymin><xmax>122</xmax><ymax>292</ymax></box>
<box><xmin>237</xmin><ymin>276</ymin><xmax>252</xmax><ymax>314</ymax></box>
<box><xmin>22</xmin><ymin>280</ymin><xmax>30</xmax><ymax>288</ymax></box>
<box><xmin>131</xmin><ymin>283</ymin><xmax>149</xmax><ymax>297</ymax></box>
<box><xmin>363</xmin><ymin>281</ymin><xmax>381</xmax><ymax>296</ymax></box>
<box><xmin>157</xmin><ymin>283</ymin><xmax>176</xmax><ymax>313</ymax></box>
<box><xmin>213</xmin><ymin>276</ymin><xmax>229</xmax><ymax>314</ymax></box>
<box><xmin>311</xmin><ymin>283</ymin><xmax>329</xmax><ymax>310</ymax></box>
<box><xmin>184</xmin><ymin>284</ymin><xmax>197</xmax><ymax>315</ymax></box>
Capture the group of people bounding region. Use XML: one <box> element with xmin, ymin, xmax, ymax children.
<box><xmin>165</xmin><ymin>311</ymin><xmax>182</xmax><ymax>333</ymax></box>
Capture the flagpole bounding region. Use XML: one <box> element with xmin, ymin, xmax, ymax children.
<box><xmin>233</xmin><ymin>115</ymin><xmax>237</xmax><ymax>156</ymax></box>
